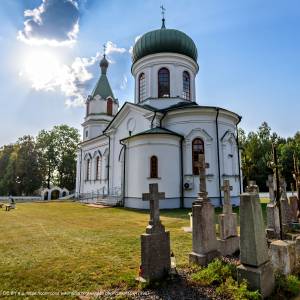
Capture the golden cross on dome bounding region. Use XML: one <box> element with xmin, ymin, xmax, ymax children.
<box><xmin>103</xmin><ymin>43</ymin><xmax>107</xmax><ymax>56</ymax></box>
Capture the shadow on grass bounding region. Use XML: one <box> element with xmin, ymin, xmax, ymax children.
<box><xmin>117</xmin><ymin>203</ymin><xmax>268</xmax><ymax>226</ymax></box>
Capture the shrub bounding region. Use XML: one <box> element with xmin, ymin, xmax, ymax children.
<box><xmin>274</xmin><ymin>273</ymin><xmax>300</xmax><ymax>299</ymax></box>
<box><xmin>216</xmin><ymin>277</ymin><xmax>260</xmax><ymax>300</ymax></box>
<box><xmin>191</xmin><ymin>259</ymin><xmax>234</xmax><ymax>286</ymax></box>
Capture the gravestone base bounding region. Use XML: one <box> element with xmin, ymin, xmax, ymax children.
<box><xmin>269</xmin><ymin>240</ymin><xmax>296</xmax><ymax>275</ymax></box>
<box><xmin>140</xmin><ymin>230</ymin><xmax>170</xmax><ymax>281</ymax></box>
<box><xmin>217</xmin><ymin>236</ymin><xmax>239</xmax><ymax>256</ymax></box>
<box><xmin>189</xmin><ymin>250</ymin><xmax>220</xmax><ymax>266</ymax></box>
<box><xmin>237</xmin><ymin>261</ymin><xmax>275</xmax><ymax>299</ymax></box>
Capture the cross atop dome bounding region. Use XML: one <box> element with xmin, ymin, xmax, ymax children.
<box><xmin>160</xmin><ymin>5</ymin><xmax>166</xmax><ymax>29</ymax></box>
<box><xmin>103</xmin><ymin>43</ymin><xmax>107</xmax><ymax>57</ymax></box>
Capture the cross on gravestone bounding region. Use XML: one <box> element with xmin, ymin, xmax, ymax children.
<box><xmin>291</xmin><ymin>183</ymin><xmax>295</xmax><ymax>196</ymax></box>
<box><xmin>266</xmin><ymin>175</ymin><xmax>275</xmax><ymax>202</ymax></box>
<box><xmin>197</xmin><ymin>154</ymin><xmax>209</xmax><ymax>199</ymax></box>
<box><xmin>142</xmin><ymin>183</ymin><xmax>165</xmax><ymax>228</ymax></box>
<box><xmin>246</xmin><ymin>180</ymin><xmax>259</xmax><ymax>194</ymax></box>
<box><xmin>221</xmin><ymin>179</ymin><xmax>233</xmax><ymax>214</ymax></box>
<box><xmin>280</xmin><ymin>177</ymin><xmax>287</xmax><ymax>194</ymax></box>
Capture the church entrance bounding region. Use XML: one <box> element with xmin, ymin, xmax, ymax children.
<box><xmin>51</xmin><ymin>190</ymin><xmax>60</xmax><ymax>200</ymax></box>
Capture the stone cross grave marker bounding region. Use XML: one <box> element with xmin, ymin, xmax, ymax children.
<box><xmin>189</xmin><ymin>153</ymin><xmax>220</xmax><ymax>265</ymax></box>
<box><xmin>221</xmin><ymin>179</ymin><xmax>233</xmax><ymax>214</ymax></box>
<box><xmin>196</xmin><ymin>153</ymin><xmax>209</xmax><ymax>201</ymax></box>
<box><xmin>218</xmin><ymin>179</ymin><xmax>239</xmax><ymax>255</ymax></box>
<box><xmin>140</xmin><ymin>183</ymin><xmax>170</xmax><ymax>281</ymax></box>
<box><xmin>142</xmin><ymin>183</ymin><xmax>165</xmax><ymax>232</ymax></box>
<box><xmin>266</xmin><ymin>175</ymin><xmax>275</xmax><ymax>202</ymax></box>
<box><xmin>280</xmin><ymin>177</ymin><xmax>287</xmax><ymax>196</ymax></box>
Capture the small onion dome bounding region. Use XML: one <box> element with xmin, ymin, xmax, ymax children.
<box><xmin>132</xmin><ymin>28</ymin><xmax>198</xmax><ymax>64</ymax></box>
<box><xmin>100</xmin><ymin>55</ymin><xmax>109</xmax><ymax>74</ymax></box>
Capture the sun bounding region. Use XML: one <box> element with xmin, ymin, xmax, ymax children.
<box><xmin>22</xmin><ymin>50</ymin><xmax>61</xmax><ymax>90</ymax></box>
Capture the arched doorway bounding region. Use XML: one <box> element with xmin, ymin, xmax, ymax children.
<box><xmin>51</xmin><ymin>190</ymin><xmax>60</xmax><ymax>200</ymax></box>
<box><xmin>44</xmin><ymin>191</ymin><xmax>48</xmax><ymax>200</ymax></box>
<box><xmin>62</xmin><ymin>191</ymin><xmax>67</xmax><ymax>197</ymax></box>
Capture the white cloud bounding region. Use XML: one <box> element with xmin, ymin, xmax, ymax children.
<box><xmin>105</xmin><ymin>41</ymin><xmax>126</xmax><ymax>55</ymax></box>
<box><xmin>19</xmin><ymin>41</ymin><xmax>128</xmax><ymax>107</ymax></box>
<box><xmin>120</xmin><ymin>75</ymin><xmax>128</xmax><ymax>90</ymax></box>
<box><xmin>129</xmin><ymin>46</ymin><xmax>133</xmax><ymax>55</ymax></box>
<box><xmin>128</xmin><ymin>35</ymin><xmax>141</xmax><ymax>55</ymax></box>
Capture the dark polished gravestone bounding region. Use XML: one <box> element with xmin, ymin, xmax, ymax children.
<box><xmin>139</xmin><ymin>183</ymin><xmax>170</xmax><ymax>282</ymax></box>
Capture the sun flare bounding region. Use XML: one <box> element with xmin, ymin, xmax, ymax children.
<box><xmin>22</xmin><ymin>50</ymin><xmax>61</xmax><ymax>90</ymax></box>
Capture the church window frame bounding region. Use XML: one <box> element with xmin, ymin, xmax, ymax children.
<box><xmin>182</xmin><ymin>71</ymin><xmax>191</xmax><ymax>100</ymax></box>
<box><xmin>107</xmin><ymin>98</ymin><xmax>113</xmax><ymax>116</ymax></box>
<box><xmin>86</xmin><ymin>159</ymin><xmax>91</xmax><ymax>180</ymax></box>
<box><xmin>192</xmin><ymin>138</ymin><xmax>205</xmax><ymax>175</ymax></box>
<box><xmin>158</xmin><ymin>68</ymin><xmax>170</xmax><ymax>98</ymax></box>
<box><xmin>138</xmin><ymin>73</ymin><xmax>146</xmax><ymax>102</ymax></box>
<box><xmin>150</xmin><ymin>155</ymin><xmax>158</xmax><ymax>178</ymax></box>
<box><xmin>96</xmin><ymin>156</ymin><xmax>101</xmax><ymax>180</ymax></box>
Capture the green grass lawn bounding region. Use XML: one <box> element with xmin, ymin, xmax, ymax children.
<box><xmin>0</xmin><ymin>202</ymin><xmax>267</xmax><ymax>297</ymax></box>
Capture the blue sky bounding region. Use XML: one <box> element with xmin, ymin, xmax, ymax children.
<box><xmin>0</xmin><ymin>0</ymin><xmax>299</xmax><ymax>145</ymax></box>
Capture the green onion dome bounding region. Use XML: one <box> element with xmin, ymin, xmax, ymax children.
<box><xmin>132</xmin><ymin>27</ymin><xmax>198</xmax><ymax>64</ymax></box>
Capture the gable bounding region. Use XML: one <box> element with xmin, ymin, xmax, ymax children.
<box><xmin>104</xmin><ymin>102</ymin><xmax>161</xmax><ymax>134</ymax></box>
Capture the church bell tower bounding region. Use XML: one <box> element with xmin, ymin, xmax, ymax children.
<box><xmin>82</xmin><ymin>53</ymin><xmax>119</xmax><ymax>141</ymax></box>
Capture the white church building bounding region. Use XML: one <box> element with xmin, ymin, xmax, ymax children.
<box><xmin>75</xmin><ymin>19</ymin><xmax>242</xmax><ymax>209</ymax></box>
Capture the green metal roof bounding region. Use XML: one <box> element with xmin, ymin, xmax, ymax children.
<box><xmin>121</xmin><ymin>127</ymin><xmax>183</xmax><ymax>141</ymax></box>
<box><xmin>91</xmin><ymin>74</ymin><xmax>114</xmax><ymax>99</ymax></box>
<box><xmin>132</xmin><ymin>28</ymin><xmax>198</xmax><ymax>63</ymax></box>
<box><xmin>91</xmin><ymin>55</ymin><xmax>114</xmax><ymax>100</ymax></box>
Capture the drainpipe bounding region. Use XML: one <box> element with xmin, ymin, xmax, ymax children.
<box><xmin>119</xmin><ymin>140</ymin><xmax>126</xmax><ymax>206</ymax></box>
<box><xmin>103</xmin><ymin>132</ymin><xmax>111</xmax><ymax>194</ymax></box>
<box><xmin>215</xmin><ymin>109</ymin><xmax>222</xmax><ymax>207</ymax></box>
<box><xmin>78</xmin><ymin>148</ymin><xmax>82</xmax><ymax>197</ymax></box>
<box><xmin>180</xmin><ymin>137</ymin><xmax>184</xmax><ymax>208</ymax></box>
<box><xmin>236</xmin><ymin>116</ymin><xmax>242</xmax><ymax>194</ymax></box>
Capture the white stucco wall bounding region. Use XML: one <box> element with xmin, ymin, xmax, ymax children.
<box><xmin>124</xmin><ymin>134</ymin><xmax>181</xmax><ymax>209</ymax></box>
<box><xmin>132</xmin><ymin>53</ymin><xmax>198</xmax><ymax>104</ymax></box>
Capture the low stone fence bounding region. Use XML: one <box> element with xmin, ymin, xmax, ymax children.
<box><xmin>0</xmin><ymin>196</ymin><xmax>42</xmax><ymax>203</ymax></box>
<box><xmin>0</xmin><ymin>194</ymin><xmax>75</xmax><ymax>203</ymax></box>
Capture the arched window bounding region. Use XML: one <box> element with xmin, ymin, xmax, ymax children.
<box><xmin>183</xmin><ymin>71</ymin><xmax>190</xmax><ymax>100</ymax></box>
<box><xmin>107</xmin><ymin>98</ymin><xmax>113</xmax><ymax>116</ymax></box>
<box><xmin>150</xmin><ymin>156</ymin><xmax>158</xmax><ymax>178</ymax></box>
<box><xmin>139</xmin><ymin>73</ymin><xmax>146</xmax><ymax>102</ymax></box>
<box><xmin>96</xmin><ymin>156</ymin><xmax>101</xmax><ymax>180</ymax></box>
<box><xmin>158</xmin><ymin>68</ymin><xmax>170</xmax><ymax>98</ymax></box>
<box><xmin>192</xmin><ymin>138</ymin><xmax>205</xmax><ymax>175</ymax></box>
<box><xmin>86</xmin><ymin>159</ymin><xmax>91</xmax><ymax>180</ymax></box>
